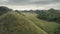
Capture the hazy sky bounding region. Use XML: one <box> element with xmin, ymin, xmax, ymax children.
<box><xmin>0</xmin><ymin>0</ymin><xmax>60</xmax><ymax>10</ymax></box>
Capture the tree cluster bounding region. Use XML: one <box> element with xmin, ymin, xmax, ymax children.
<box><xmin>37</xmin><ymin>8</ymin><xmax>60</xmax><ymax>22</ymax></box>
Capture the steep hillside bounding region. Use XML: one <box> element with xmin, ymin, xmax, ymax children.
<box><xmin>0</xmin><ymin>12</ymin><xmax>47</xmax><ymax>34</ymax></box>
<box><xmin>23</xmin><ymin>13</ymin><xmax>60</xmax><ymax>34</ymax></box>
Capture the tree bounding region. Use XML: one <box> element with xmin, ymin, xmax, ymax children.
<box><xmin>37</xmin><ymin>10</ymin><xmax>59</xmax><ymax>22</ymax></box>
<box><xmin>0</xmin><ymin>6</ymin><xmax>10</xmax><ymax>15</ymax></box>
<box><xmin>48</xmin><ymin>8</ymin><xmax>55</xmax><ymax>12</ymax></box>
<box><xmin>48</xmin><ymin>8</ymin><xmax>59</xmax><ymax>15</ymax></box>
<box><xmin>0</xmin><ymin>6</ymin><xmax>10</xmax><ymax>11</ymax></box>
<box><xmin>15</xmin><ymin>10</ymin><xmax>21</xmax><ymax>14</ymax></box>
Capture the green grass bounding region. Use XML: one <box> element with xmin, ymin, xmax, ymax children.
<box><xmin>0</xmin><ymin>12</ymin><xmax>59</xmax><ymax>34</ymax></box>
<box><xmin>23</xmin><ymin>13</ymin><xmax>60</xmax><ymax>34</ymax></box>
<box><xmin>0</xmin><ymin>12</ymin><xmax>48</xmax><ymax>34</ymax></box>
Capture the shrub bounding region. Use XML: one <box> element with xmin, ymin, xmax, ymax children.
<box><xmin>37</xmin><ymin>11</ymin><xmax>60</xmax><ymax>22</ymax></box>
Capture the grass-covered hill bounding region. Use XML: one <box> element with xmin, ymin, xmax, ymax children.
<box><xmin>0</xmin><ymin>12</ymin><xmax>48</xmax><ymax>34</ymax></box>
<box><xmin>0</xmin><ymin>6</ymin><xmax>60</xmax><ymax>34</ymax></box>
<box><xmin>23</xmin><ymin>13</ymin><xmax>60</xmax><ymax>34</ymax></box>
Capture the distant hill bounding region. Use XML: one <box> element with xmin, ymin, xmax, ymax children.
<box><xmin>20</xmin><ymin>10</ymin><xmax>47</xmax><ymax>14</ymax></box>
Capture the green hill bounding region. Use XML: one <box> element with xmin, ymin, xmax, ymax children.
<box><xmin>0</xmin><ymin>12</ymin><xmax>60</xmax><ymax>34</ymax></box>
<box><xmin>0</xmin><ymin>6</ymin><xmax>60</xmax><ymax>34</ymax></box>
<box><xmin>0</xmin><ymin>12</ymin><xmax>48</xmax><ymax>34</ymax></box>
<box><xmin>23</xmin><ymin>13</ymin><xmax>60</xmax><ymax>34</ymax></box>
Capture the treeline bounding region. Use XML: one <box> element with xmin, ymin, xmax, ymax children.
<box><xmin>37</xmin><ymin>8</ymin><xmax>60</xmax><ymax>23</ymax></box>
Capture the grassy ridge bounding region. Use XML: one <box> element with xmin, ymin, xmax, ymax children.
<box><xmin>23</xmin><ymin>13</ymin><xmax>60</xmax><ymax>34</ymax></box>
<box><xmin>0</xmin><ymin>12</ymin><xmax>48</xmax><ymax>34</ymax></box>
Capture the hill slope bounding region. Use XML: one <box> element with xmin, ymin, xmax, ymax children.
<box><xmin>23</xmin><ymin>13</ymin><xmax>60</xmax><ymax>34</ymax></box>
<box><xmin>0</xmin><ymin>12</ymin><xmax>48</xmax><ymax>34</ymax></box>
